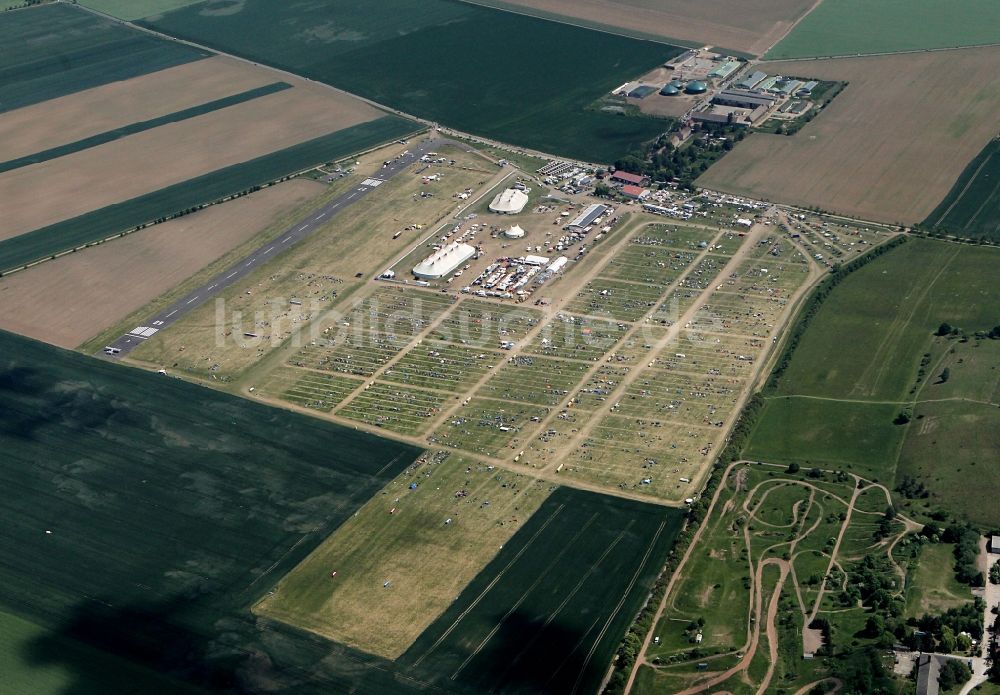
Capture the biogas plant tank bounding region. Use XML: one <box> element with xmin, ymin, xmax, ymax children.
<box><xmin>684</xmin><ymin>80</ymin><xmax>708</xmax><ymax>95</ymax></box>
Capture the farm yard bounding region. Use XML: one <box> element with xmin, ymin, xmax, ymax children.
<box><xmin>746</xmin><ymin>238</ymin><xmax>1000</xmax><ymax>526</ymax></box>
<box><xmin>698</xmin><ymin>46</ymin><xmax>1000</xmax><ymax>226</ymax></box>
<box><xmin>0</xmin><ymin>179</ymin><xmax>328</xmax><ymax>349</ymax></box>
<box><xmin>924</xmin><ymin>137</ymin><xmax>1000</xmax><ymax>242</ymax></box>
<box><xmin>766</xmin><ymin>0</ymin><xmax>1000</xmax><ymax>59</ymax></box>
<box><xmin>634</xmin><ymin>461</ymin><xmax>915</xmax><ymax>695</ymax></box>
<box><xmin>139</xmin><ymin>0</ymin><xmax>683</xmax><ymax>162</ymax></box>
<box><xmin>0</xmin><ymin>330</ymin><xmax>423</xmax><ymax>694</ymax></box>
<box><xmin>467</xmin><ymin>0</ymin><xmax>817</xmax><ymax>57</ymax></box>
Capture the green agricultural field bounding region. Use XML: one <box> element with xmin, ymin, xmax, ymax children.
<box><xmin>0</xmin><ymin>329</ymin><xmax>428</xmax><ymax>693</ymax></box>
<box><xmin>0</xmin><ymin>82</ymin><xmax>291</xmax><ymax>174</ymax></box>
<box><xmin>766</xmin><ymin>0</ymin><xmax>1000</xmax><ymax>59</ymax></box>
<box><xmin>0</xmin><ymin>116</ymin><xmax>420</xmax><ymax>272</ymax></box>
<box><xmin>398</xmin><ymin>487</ymin><xmax>684</xmax><ymax>695</ymax></box>
<box><xmin>748</xmin><ymin>239</ymin><xmax>1000</xmax><ymax>524</ymax></box>
<box><xmin>140</xmin><ymin>0</ymin><xmax>683</xmax><ymax>162</ymax></box>
<box><xmin>0</xmin><ymin>609</ymin><xmax>199</xmax><ymax>695</ymax></box>
<box><xmin>745</xmin><ymin>397</ymin><xmax>903</xmax><ymax>479</ymax></box>
<box><xmin>0</xmin><ymin>3</ymin><xmax>209</xmax><ymax>113</ymax></box>
<box><xmin>924</xmin><ymin>137</ymin><xmax>1000</xmax><ymax>242</ymax></box>
<box><xmin>79</xmin><ymin>0</ymin><xmax>205</xmax><ymax>21</ymax></box>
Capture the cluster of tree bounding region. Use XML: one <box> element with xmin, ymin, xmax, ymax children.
<box><xmin>873</xmin><ymin>505</ymin><xmax>896</xmax><ymax>542</ymax></box>
<box><xmin>766</xmin><ymin>236</ymin><xmax>908</xmax><ymax>392</ymax></box>
<box><xmin>908</xmin><ymin>599</ymin><xmax>984</xmax><ymax>652</ymax></box>
<box><xmin>897</xmin><ymin>474</ymin><xmax>930</xmax><ymax>499</ymax></box>
<box><xmin>990</xmin><ymin>559</ymin><xmax>1000</xmax><ymax>585</ymax></box>
<box><xmin>936</xmin><ymin>322</ymin><xmax>960</xmax><ymax>337</ymax></box>
<box><xmin>613</xmin><ymin>123</ymin><xmax>747</xmax><ymax>189</ymax></box>
<box><xmin>831</xmin><ymin>646</ymin><xmax>896</xmax><ymax>695</ymax></box>
<box><xmin>840</xmin><ymin>554</ymin><xmax>899</xmax><ymax>612</ymax></box>
<box><xmin>939</xmin><ymin>658</ymin><xmax>972</xmax><ymax>691</ymax></box>
<box><xmin>943</xmin><ymin>523</ymin><xmax>985</xmax><ymax>586</ymax></box>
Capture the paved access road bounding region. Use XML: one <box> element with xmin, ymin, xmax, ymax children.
<box><xmin>101</xmin><ymin>138</ymin><xmax>460</xmax><ymax>358</ymax></box>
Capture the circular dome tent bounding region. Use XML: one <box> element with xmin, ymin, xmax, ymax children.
<box><xmin>659</xmin><ymin>84</ymin><xmax>679</xmax><ymax>96</ymax></box>
<box><xmin>504</xmin><ymin>225</ymin><xmax>526</xmax><ymax>239</ymax></box>
<box><xmin>685</xmin><ymin>80</ymin><xmax>708</xmax><ymax>94</ymax></box>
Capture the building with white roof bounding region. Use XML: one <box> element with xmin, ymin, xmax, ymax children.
<box><xmin>413</xmin><ymin>242</ymin><xmax>476</xmax><ymax>279</ymax></box>
<box><xmin>489</xmin><ymin>188</ymin><xmax>529</xmax><ymax>214</ymax></box>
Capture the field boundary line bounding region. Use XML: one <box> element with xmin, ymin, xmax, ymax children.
<box><xmin>448</xmin><ymin>511</ymin><xmax>602</xmax><ymax>679</ymax></box>
<box><xmin>585</xmin><ymin>518</ymin><xmax>666</xmax><ymax>695</ymax></box>
<box><xmin>409</xmin><ymin>502</ymin><xmax>566</xmax><ymax>668</ymax></box>
<box><xmin>463</xmin><ymin>518</ymin><xmax>633</xmax><ymax>683</ymax></box>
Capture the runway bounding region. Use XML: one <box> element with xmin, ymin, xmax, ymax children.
<box><xmin>100</xmin><ymin>138</ymin><xmax>459</xmax><ymax>358</ymax></box>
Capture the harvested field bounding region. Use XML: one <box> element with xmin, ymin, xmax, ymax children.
<box><xmin>0</xmin><ymin>84</ymin><xmax>379</xmax><ymax>240</ymax></box>
<box><xmin>698</xmin><ymin>47</ymin><xmax>1000</xmax><ymax>225</ymax></box>
<box><xmin>0</xmin><ymin>116</ymin><xmax>419</xmax><ymax>273</ymax></box>
<box><xmin>0</xmin><ymin>3</ymin><xmax>208</xmax><ymax>112</ymax></box>
<box><xmin>256</xmin><ymin>453</ymin><xmax>551</xmax><ymax>660</ymax></box>
<box><xmin>0</xmin><ymin>56</ymin><xmax>279</xmax><ymax>163</ymax></box>
<box><xmin>0</xmin><ymin>179</ymin><xmax>326</xmax><ymax>349</ymax></box>
<box><xmin>468</xmin><ymin>0</ymin><xmax>816</xmax><ymax>56</ymax></box>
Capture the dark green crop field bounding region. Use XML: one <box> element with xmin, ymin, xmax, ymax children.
<box><xmin>924</xmin><ymin>137</ymin><xmax>1000</xmax><ymax>242</ymax></box>
<box><xmin>0</xmin><ymin>330</ymin><xmax>423</xmax><ymax>693</ymax></box>
<box><xmin>745</xmin><ymin>239</ymin><xmax>1000</xmax><ymax>524</ymax></box>
<box><xmin>140</xmin><ymin>0</ymin><xmax>681</xmax><ymax>163</ymax></box>
<box><xmin>0</xmin><ymin>82</ymin><xmax>291</xmax><ymax>174</ymax></box>
<box><xmin>400</xmin><ymin>487</ymin><xmax>683</xmax><ymax>695</ymax></box>
<box><xmin>0</xmin><ymin>115</ymin><xmax>420</xmax><ymax>273</ymax></box>
<box><xmin>0</xmin><ymin>3</ymin><xmax>209</xmax><ymax>113</ymax></box>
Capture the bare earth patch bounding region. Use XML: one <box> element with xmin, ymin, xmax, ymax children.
<box><xmin>0</xmin><ymin>179</ymin><xmax>326</xmax><ymax>348</ymax></box>
<box><xmin>698</xmin><ymin>46</ymin><xmax>1000</xmax><ymax>225</ymax></box>
<box><xmin>0</xmin><ymin>56</ymin><xmax>276</xmax><ymax>163</ymax></box>
<box><xmin>474</xmin><ymin>0</ymin><xmax>816</xmax><ymax>55</ymax></box>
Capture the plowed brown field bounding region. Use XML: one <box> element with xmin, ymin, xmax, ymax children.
<box><xmin>698</xmin><ymin>46</ymin><xmax>1000</xmax><ymax>224</ymax></box>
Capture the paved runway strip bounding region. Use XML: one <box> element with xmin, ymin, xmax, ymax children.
<box><xmin>101</xmin><ymin>138</ymin><xmax>453</xmax><ymax>358</ymax></box>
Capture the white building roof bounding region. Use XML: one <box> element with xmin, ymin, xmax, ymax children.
<box><xmin>413</xmin><ymin>242</ymin><xmax>476</xmax><ymax>279</ymax></box>
<box><xmin>489</xmin><ymin>188</ymin><xmax>529</xmax><ymax>214</ymax></box>
<box><xmin>504</xmin><ymin>224</ymin><xmax>526</xmax><ymax>238</ymax></box>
